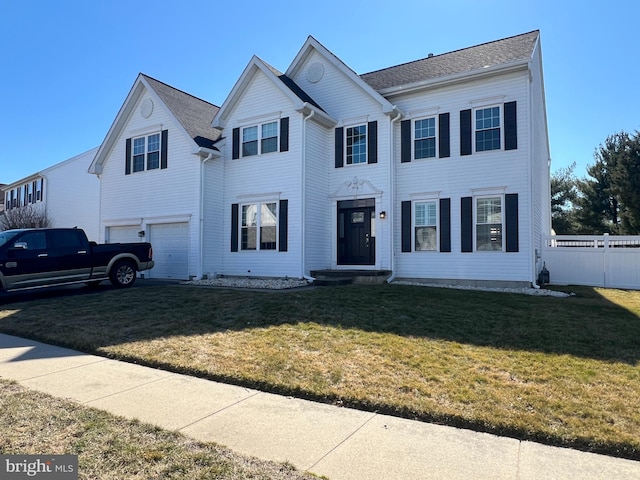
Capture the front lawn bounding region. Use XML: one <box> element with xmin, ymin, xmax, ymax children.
<box><xmin>1</xmin><ymin>283</ymin><xmax>639</xmax><ymax>459</ymax></box>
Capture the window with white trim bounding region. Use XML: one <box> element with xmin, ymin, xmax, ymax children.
<box><xmin>414</xmin><ymin>117</ymin><xmax>436</xmax><ymax>159</ymax></box>
<box><xmin>132</xmin><ymin>133</ymin><xmax>160</xmax><ymax>172</ymax></box>
<box><xmin>475</xmin><ymin>106</ymin><xmax>501</xmax><ymax>152</ymax></box>
<box><xmin>241</xmin><ymin>202</ymin><xmax>278</xmax><ymax>250</ymax></box>
<box><xmin>415</xmin><ymin>201</ymin><xmax>437</xmax><ymax>251</ymax></box>
<box><xmin>476</xmin><ymin>196</ymin><xmax>503</xmax><ymax>251</ymax></box>
<box><xmin>242</xmin><ymin>121</ymin><xmax>278</xmax><ymax>157</ymax></box>
<box><xmin>346</xmin><ymin>124</ymin><xmax>367</xmax><ymax>164</ymax></box>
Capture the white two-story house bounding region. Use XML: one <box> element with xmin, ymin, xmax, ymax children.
<box><xmin>205</xmin><ymin>30</ymin><xmax>550</xmax><ymax>286</ymax></box>
<box><xmin>90</xmin><ymin>31</ymin><xmax>550</xmax><ymax>286</ymax></box>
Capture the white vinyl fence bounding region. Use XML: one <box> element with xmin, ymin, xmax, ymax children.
<box><xmin>542</xmin><ymin>234</ymin><xmax>640</xmax><ymax>289</ymax></box>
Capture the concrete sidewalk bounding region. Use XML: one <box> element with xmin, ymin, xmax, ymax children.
<box><xmin>1</xmin><ymin>333</ymin><xmax>639</xmax><ymax>480</ymax></box>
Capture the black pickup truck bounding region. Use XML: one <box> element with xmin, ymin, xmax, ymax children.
<box><xmin>0</xmin><ymin>228</ymin><xmax>154</xmax><ymax>292</ymax></box>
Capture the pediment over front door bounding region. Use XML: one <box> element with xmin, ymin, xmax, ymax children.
<box><xmin>331</xmin><ymin>177</ymin><xmax>383</xmax><ymax>200</ymax></box>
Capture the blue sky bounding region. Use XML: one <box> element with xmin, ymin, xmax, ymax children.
<box><xmin>1</xmin><ymin>0</ymin><xmax>638</xmax><ymax>185</ymax></box>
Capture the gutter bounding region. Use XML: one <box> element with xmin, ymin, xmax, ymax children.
<box><xmin>194</xmin><ymin>147</ymin><xmax>219</xmax><ymax>280</ymax></box>
<box><xmin>301</xmin><ymin>108</ymin><xmax>315</xmax><ymax>282</ymax></box>
<box><xmin>386</xmin><ymin>107</ymin><xmax>402</xmax><ymax>284</ymax></box>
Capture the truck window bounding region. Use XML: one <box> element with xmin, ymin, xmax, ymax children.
<box><xmin>49</xmin><ymin>230</ymin><xmax>84</xmax><ymax>250</ymax></box>
<box><xmin>15</xmin><ymin>231</ymin><xmax>47</xmax><ymax>250</ymax></box>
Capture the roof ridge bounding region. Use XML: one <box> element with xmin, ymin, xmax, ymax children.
<box><xmin>361</xmin><ymin>30</ymin><xmax>539</xmax><ymax>77</ymax></box>
<box><xmin>141</xmin><ymin>73</ymin><xmax>220</xmax><ymax>109</ymax></box>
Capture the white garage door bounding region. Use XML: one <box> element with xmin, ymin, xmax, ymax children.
<box><xmin>148</xmin><ymin>223</ymin><xmax>189</xmax><ymax>279</ymax></box>
<box><xmin>107</xmin><ymin>226</ymin><xmax>140</xmax><ymax>244</ymax></box>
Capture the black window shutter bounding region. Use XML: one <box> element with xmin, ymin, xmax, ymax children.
<box><xmin>125</xmin><ymin>138</ymin><xmax>132</xmax><ymax>175</ymax></box>
<box><xmin>335</xmin><ymin>127</ymin><xmax>344</xmax><ymax>168</ymax></box>
<box><xmin>231</xmin><ymin>203</ymin><xmax>239</xmax><ymax>252</ymax></box>
<box><xmin>280</xmin><ymin>117</ymin><xmax>289</xmax><ymax>152</ymax></box>
<box><xmin>460</xmin><ymin>109</ymin><xmax>472</xmax><ymax>156</ymax></box>
<box><xmin>232</xmin><ymin>128</ymin><xmax>240</xmax><ymax>160</ymax></box>
<box><xmin>439</xmin><ymin>113</ymin><xmax>450</xmax><ymax>158</ymax></box>
<box><xmin>160</xmin><ymin>129</ymin><xmax>168</xmax><ymax>169</ymax></box>
<box><xmin>439</xmin><ymin>198</ymin><xmax>451</xmax><ymax>252</ymax></box>
<box><xmin>505</xmin><ymin>193</ymin><xmax>519</xmax><ymax>252</ymax></box>
<box><xmin>31</xmin><ymin>181</ymin><xmax>37</xmax><ymax>204</ymax></box>
<box><xmin>504</xmin><ymin>101</ymin><xmax>518</xmax><ymax>151</ymax></box>
<box><xmin>400</xmin><ymin>120</ymin><xmax>411</xmax><ymax>163</ymax></box>
<box><xmin>279</xmin><ymin>199</ymin><xmax>288</xmax><ymax>252</ymax></box>
<box><xmin>401</xmin><ymin>201</ymin><xmax>411</xmax><ymax>252</ymax></box>
<box><xmin>367</xmin><ymin>121</ymin><xmax>377</xmax><ymax>164</ymax></box>
<box><xmin>461</xmin><ymin>196</ymin><xmax>473</xmax><ymax>252</ymax></box>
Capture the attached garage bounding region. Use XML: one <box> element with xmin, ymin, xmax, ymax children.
<box><xmin>148</xmin><ymin>222</ymin><xmax>189</xmax><ymax>279</ymax></box>
<box><xmin>107</xmin><ymin>225</ymin><xmax>140</xmax><ymax>244</ymax></box>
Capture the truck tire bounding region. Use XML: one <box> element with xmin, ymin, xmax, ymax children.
<box><xmin>109</xmin><ymin>260</ymin><xmax>137</xmax><ymax>288</ymax></box>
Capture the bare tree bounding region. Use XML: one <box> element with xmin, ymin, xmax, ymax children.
<box><xmin>0</xmin><ymin>205</ymin><xmax>52</xmax><ymax>230</ymax></box>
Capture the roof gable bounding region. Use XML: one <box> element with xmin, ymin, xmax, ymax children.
<box><xmin>361</xmin><ymin>31</ymin><xmax>539</xmax><ymax>93</ymax></box>
<box><xmin>286</xmin><ymin>36</ymin><xmax>398</xmax><ymax>115</ymax></box>
<box><xmin>212</xmin><ymin>56</ymin><xmax>332</xmax><ymax>129</ymax></box>
<box><xmin>90</xmin><ymin>74</ymin><xmax>221</xmax><ymax>174</ymax></box>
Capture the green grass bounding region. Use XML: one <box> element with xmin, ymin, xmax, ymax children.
<box><xmin>0</xmin><ymin>379</ymin><xmax>319</xmax><ymax>480</ymax></box>
<box><xmin>1</xmin><ymin>283</ymin><xmax>640</xmax><ymax>460</ymax></box>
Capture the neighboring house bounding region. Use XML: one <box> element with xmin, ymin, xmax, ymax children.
<box><xmin>2</xmin><ymin>148</ymin><xmax>100</xmax><ymax>240</ymax></box>
<box><xmin>88</xmin><ymin>74</ymin><xmax>221</xmax><ymax>279</ymax></box>
<box><xmin>91</xmin><ymin>31</ymin><xmax>551</xmax><ymax>286</ymax></box>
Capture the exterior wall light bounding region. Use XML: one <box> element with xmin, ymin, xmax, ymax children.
<box><xmin>379</xmin><ymin>211</ymin><xmax>386</xmax><ymax>219</ymax></box>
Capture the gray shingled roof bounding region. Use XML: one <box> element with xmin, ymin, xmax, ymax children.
<box><xmin>262</xmin><ymin>60</ymin><xmax>325</xmax><ymax>112</ymax></box>
<box><xmin>361</xmin><ymin>31</ymin><xmax>539</xmax><ymax>91</ymax></box>
<box><xmin>142</xmin><ymin>75</ymin><xmax>222</xmax><ymax>149</ymax></box>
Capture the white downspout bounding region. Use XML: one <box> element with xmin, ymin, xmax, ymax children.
<box><xmin>527</xmin><ymin>61</ymin><xmax>541</xmax><ymax>289</ymax></box>
<box><xmin>386</xmin><ymin>108</ymin><xmax>402</xmax><ymax>284</ymax></box>
<box><xmin>195</xmin><ymin>152</ymin><xmax>214</xmax><ymax>280</ymax></box>
<box><xmin>301</xmin><ymin>109</ymin><xmax>315</xmax><ymax>281</ymax></box>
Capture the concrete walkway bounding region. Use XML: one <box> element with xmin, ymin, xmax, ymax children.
<box><xmin>1</xmin><ymin>333</ymin><xmax>639</xmax><ymax>480</ymax></box>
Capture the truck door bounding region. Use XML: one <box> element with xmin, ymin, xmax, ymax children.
<box><xmin>46</xmin><ymin>229</ymin><xmax>93</xmax><ymax>282</ymax></box>
<box><xmin>2</xmin><ymin>230</ymin><xmax>50</xmax><ymax>289</ymax></box>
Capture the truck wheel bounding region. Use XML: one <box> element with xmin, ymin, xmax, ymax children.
<box><xmin>109</xmin><ymin>260</ymin><xmax>137</xmax><ymax>288</ymax></box>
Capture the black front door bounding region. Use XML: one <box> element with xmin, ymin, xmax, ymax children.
<box><xmin>337</xmin><ymin>200</ymin><xmax>375</xmax><ymax>265</ymax></box>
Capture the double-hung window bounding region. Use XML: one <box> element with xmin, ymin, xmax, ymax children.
<box><xmin>414</xmin><ymin>117</ymin><xmax>436</xmax><ymax>159</ymax></box>
<box><xmin>242</xmin><ymin>121</ymin><xmax>278</xmax><ymax>157</ymax></box>
<box><xmin>346</xmin><ymin>125</ymin><xmax>367</xmax><ymax>164</ymax></box>
<box><xmin>133</xmin><ymin>133</ymin><xmax>161</xmax><ymax>172</ymax></box>
<box><xmin>241</xmin><ymin>202</ymin><xmax>277</xmax><ymax>251</ymax></box>
<box><xmin>415</xmin><ymin>201</ymin><xmax>437</xmax><ymax>251</ymax></box>
<box><xmin>476</xmin><ymin>196</ymin><xmax>503</xmax><ymax>251</ymax></box>
<box><xmin>475</xmin><ymin>106</ymin><xmax>501</xmax><ymax>152</ymax></box>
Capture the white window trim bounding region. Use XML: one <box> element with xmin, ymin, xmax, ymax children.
<box><xmin>344</xmin><ymin>123</ymin><xmax>368</xmax><ymax>166</ymax></box>
<box><xmin>412</xmin><ymin>194</ymin><xmax>440</xmax><ymax>252</ymax></box>
<box><xmin>413</xmin><ymin>115</ymin><xmax>438</xmax><ymax>160</ymax></box>
<box><xmin>131</xmin><ymin>132</ymin><xmax>162</xmax><ymax>173</ymax></box>
<box><xmin>241</xmin><ymin>120</ymin><xmax>280</xmax><ymax>158</ymax></box>
<box><xmin>239</xmin><ymin>200</ymin><xmax>279</xmax><ymax>252</ymax></box>
<box><xmin>473</xmin><ymin>104</ymin><xmax>503</xmax><ymax>154</ymax></box>
<box><xmin>474</xmin><ymin>194</ymin><xmax>504</xmax><ymax>252</ymax></box>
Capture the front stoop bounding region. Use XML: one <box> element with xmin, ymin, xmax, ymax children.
<box><xmin>310</xmin><ymin>270</ymin><xmax>392</xmax><ymax>286</ymax></box>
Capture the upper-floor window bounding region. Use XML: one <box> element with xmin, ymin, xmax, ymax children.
<box><xmin>242</xmin><ymin>121</ymin><xmax>278</xmax><ymax>157</ymax></box>
<box><xmin>475</xmin><ymin>106</ymin><xmax>501</xmax><ymax>152</ymax></box>
<box><xmin>4</xmin><ymin>178</ymin><xmax>43</xmax><ymax>210</ymax></box>
<box><xmin>414</xmin><ymin>117</ymin><xmax>437</xmax><ymax>159</ymax></box>
<box><xmin>232</xmin><ymin>118</ymin><xmax>289</xmax><ymax>160</ymax></box>
<box><xmin>132</xmin><ymin>133</ymin><xmax>160</xmax><ymax>172</ymax></box>
<box><xmin>476</xmin><ymin>196</ymin><xmax>503</xmax><ymax>251</ymax></box>
<box><xmin>346</xmin><ymin>125</ymin><xmax>367</xmax><ymax>164</ymax></box>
